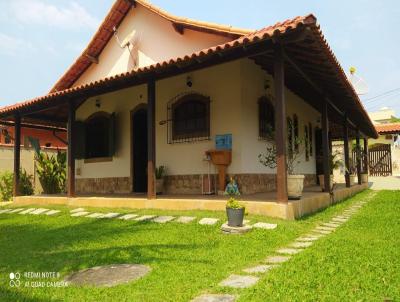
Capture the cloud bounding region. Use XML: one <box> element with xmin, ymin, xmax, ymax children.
<box><xmin>10</xmin><ymin>0</ymin><xmax>99</xmax><ymax>30</ymax></box>
<box><xmin>0</xmin><ymin>33</ymin><xmax>35</xmax><ymax>56</ymax></box>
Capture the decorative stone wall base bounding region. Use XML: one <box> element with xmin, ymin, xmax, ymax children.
<box><xmin>165</xmin><ymin>173</ymin><xmax>317</xmax><ymax>195</ymax></box>
<box><xmin>76</xmin><ymin>177</ymin><xmax>131</xmax><ymax>194</ymax></box>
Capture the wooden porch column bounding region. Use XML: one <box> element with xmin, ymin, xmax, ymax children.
<box><xmin>67</xmin><ymin>102</ymin><xmax>75</xmax><ymax>197</ymax></box>
<box><xmin>274</xmin><ymin>44</ymin><xmax>288</xmax><ymax>203</ymax></box>
<box><xmin>363</xmin><ymin>137</ymin><xmax>369</xmax><ymax>175</ymax></box>
<box><xmin>147</xmin><ymin>80</ymin><xmax>156</xmax><ymax>199</ymax></box>
<box><xmin>356</xmin><ymin>130</ymin><xmax>362</xmax><ymax>185</ymax></box>
<box><xmin>343</xmin><ymin>115</ymin><xmax>351</xmax><ymax>187</ymax></box>
<box><xmin>13</xmin><ymin>114</ymin><xmax>21</xmax><ymax>197</ymax></box>
<box><xmin>321</xmin><ymin>100</ymin><xmax>331</xmax><ymax>193</ymax></box>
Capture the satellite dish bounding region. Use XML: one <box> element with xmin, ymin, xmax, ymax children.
<box><xmin>348</xmin><ymin>66</ymin><xmax>369</xmax><ymax>95</ymax></box>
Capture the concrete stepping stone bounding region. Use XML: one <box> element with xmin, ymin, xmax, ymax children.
<box><xmin>277</xmin><ymin>248</ymin><xmax>303</xmax><ymax>255</ymax></box>
<box><xmin>71</xmin><ymin>211</ymin><xmax>90</xmax><ymax>217</ymax></box>
<box><xmin>290</xmin><ymin>241</ymin><xmax>313</xmax><ymax>248</ymax></box>
<box><xmin>315</xmin><ymin>226</ymin><xmax>336</xmax><ymax>231</ymax></box>
<box><xmin>199</xmin><ymin>218</ymin><xmax>219</xmax><ymax>225</ymax></box>
<box><xmin>152</xmin><ymin>216</ymin><xmax>175</xmax><ymax>223</ymax></box>
<box><xmin>45</xmin><ymin>210</ymin><xmax>60</xmax><ymax>216</ymax></box>
<box><xmin>100</xmin><ymin>213</ymin><xmax>120</xmax><ymax>219</ymax></box>
<box><xmin>0</xmin><ymin>209</ymin><xmax>12</xmax><ymax>214</ymax></box>
<box><xmin>296</xmin><ymin>236</ymin><xmax>319</xmax><ymax>242</ymax></box>
<box><xmin>134</xmin><ymin>215</ymin><xmax>156</xmax><ymax>222</ymax></box>
<box><xmin>30</xmin><ymin>208</ymin><xmax>50</xmax><ymax>215</ymax></box>
<box><xmin>70</xmin><ymin>208</ymin><xmax>85</xmax><ymax>213</ymax></box>
<box><xmin>312</xmin><ymin>229</ymin><xmax>332</xmax><ymax>235</ymax></box>
<box><xmin>191</xmin><ymin>294</ymin><xmax>236</xmax><ymax>302</ymax></box>
<box><xmin>19</xmin><ymin>208</ymin><xmax>36</xmax><ymax>214</ymax></box>
<box><xmin>322</xmin><ymin>223</ymin><xmax>340</xmax><ymax>228</ymax></box>
<box><xmin>118</xmin><ymin>214</ymin><xmax>139</xmax><ymax>220</ymax></box>
<box><xmin>265</xmin><ymin>255</ymin><xmax>291</xmax><ymax>264</ymax></box>
<box><xmin>219</xmin><ymin>274</ymin><xmax>259</xmax><ymax>288</ymax></box>
<box><xmin>252</xmin><ymin>222</ymin><xmax>277</xmax><ymax>230</ymax></box>
<box><xmin>86</xmin><ymin>213</ymin><xmax>105</xmax><ymax>218</ymax></box>
<box><xmin>243</xmin><ymin>264</ymin><xmax>276</xmax><ymax>274</ymax></box>
<box><xmin>8</xmin><ymin>208</ymin><xmax>24</xmax><ymax>213</ymax></box>
<box><xmin>175</xmin><ymin>216</ymin><xmax>196</xmax><ymax>223</ymax></box>
<box><xmin>332</xmin><ymin>217</ymin><xmax>348</xmax><ymax>223</ymax></box>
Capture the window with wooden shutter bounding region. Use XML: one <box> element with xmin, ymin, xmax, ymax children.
<box><xmin>258</xmin><ymin>96</ymin><xmax>275</xmax><ymax>140</ymax></box>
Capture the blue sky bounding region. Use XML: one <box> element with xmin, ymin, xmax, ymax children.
<box><xmin>0</xmin><ymin>0</ymin><xmax>399</xmax><ymax>115</ymax></box>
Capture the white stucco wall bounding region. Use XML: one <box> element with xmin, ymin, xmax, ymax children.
<box><xmin>73</xmin><ymin>4</ymin><xmax>231</xmax><ymax>87</ymax></box>
<box><xmin>75</xmin><ymin>58</ymin><xmax>320</xmax><ymax>180</ymax></box>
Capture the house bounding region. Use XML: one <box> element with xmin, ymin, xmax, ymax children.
<box><xmin>0</xmin><ymin>0</ymin><xmax>377</xmax><ymax>219</ymax></box>
<box><xmin>368</xmin><ymin>107</ymin><xmax>400</xmax><ymax>175</ymax></box>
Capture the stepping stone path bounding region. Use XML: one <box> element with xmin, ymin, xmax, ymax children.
<box><xmin>190</xmin><ymin>198</ymin><xmax>371</xmax><ymax>302</ymax></box>
<box><xmin>152</xmin><ymin>216</ymin><xmax>175</xmax><ymax>223</ymax></box>
<box><xmin>198</xmin><ymin>218</ymin><xmax>219</xmax><ymax>225</ymax></box>
<box><xmin>191</xmin><ymin>294</ymin><xmax>236</xmax><ymax>302</ymax></box>
<box><xmin>9</xmin><ymin>208</ymin><xmax>24</xmax><ymax>213</ymax></box>
<box><xmin>45</xmin><ymin>210</ymin><xmax>60</xmax><ymax>216</ymax></box>
<box><xmin>118</xmin><ymin>214</ymin><xmax>138</xmax><ymax>220</ymax></box>
<box><xmin>100</xmin><ymin>213</ymin><xmax>120</xmax><ymax>219</ymax></box>
<box><xmin>219</xmin><ymin>274</ymin><xmax>259</xmax><ymax>289</ymax></box>
<box><xmin>0</xmin><ymin>209</ymin><xmax>12</xmax><ymax>214</ymax></box>
<box><xmin>252</xmin><ymin>222</ymin><xmax>277</xmax><ymax>230</ymax></box>
<box><xmin>175</xmin><ymin>216</ymin><xmax>196</xmax><ymax>223</ymax></box>
<box><xmin>243</xmin><ymin>264</ymin><xmax>276</xmax><ymax>274</ymax></box>
<box><xmin>64</xmin><ymin>264</ymin><xmax>151</xmax><ymax>287</ymax></box>
<box><xmin>19</xmin><ymin>208</ymin><xmax>36</xmax><ymax>214</ymax></box>
<box><xmin>134</xmin><ymin>215</ymin><xmax>156</xmax><ymax>222</ymax></box>
<box><xmin>86</xmin><ymin>213</ymin><xmax>105</xmax><ymax>218</ymax></box>
<box><xmin>71</xmin><ymin>211</ymin><xmax>90</xmax><ymax>217</ymax></box>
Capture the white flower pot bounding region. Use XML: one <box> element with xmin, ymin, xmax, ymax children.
<box><xmin>156</xmin><ymin>179</ymin><xmax>164</xmax><ymax>194</ymax></box>
<box><xmin>349</xmin><ymin>175</ymin><xmax>355</xmax><ymax>186</ymax></box>
<box><xmin>318</xmin><ymin>174</ymin><xmax>334</xmax><ymax>192</ymax></box>
<box><xmin>361</xmin><ymin>173</ymin><xmax>368</xmax><ymax>184</ymax></box>
<box><xmin>287</xmin><ymin>174</ymin><xmax>305</xmax><ymax>200</ymax></box>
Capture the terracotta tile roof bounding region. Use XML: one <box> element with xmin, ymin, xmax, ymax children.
<box><xmin>50</xmin><ymin>0</ymin><xmax>254</xmax><ymax>93</ymax></box>
<box><xmin>0</xmin><ymin>14</ymin><xmax>313</xmax><ymax>116</ymax></box>
<box><xmin>375</xmin><ymin>123</ymin><xmax>400</xmax><ymax>134</ymax></box>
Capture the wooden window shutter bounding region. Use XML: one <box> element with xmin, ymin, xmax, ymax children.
<box><xmin>108</xmin><ymin>113</ymin><xmax>116</xmax><ymax>157</ymax></box>
<box><xmin>74</xmin><ymin>121</ymin><xmax>86</xmax><ymax>159</ymax></box>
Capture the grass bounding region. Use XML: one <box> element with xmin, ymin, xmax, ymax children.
<box><xmin>236</xmin><ymin>190</ymin><xmax>400</xmax><ymax>302</ymax></box>
<box><xmin>0</xmin><ymin>190</ymin><xmax>393</xmax><ymax>301</ymax></box>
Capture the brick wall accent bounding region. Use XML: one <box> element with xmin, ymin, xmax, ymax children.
<box><xmin>76</xmin><ymin>177</ymin><xmax>131</xmax><ymax>194</ymax></box>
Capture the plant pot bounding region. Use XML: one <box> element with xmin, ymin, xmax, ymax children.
<box><xmin>318</xmin><ymin>174</ymin><xmax>334</xmax><ymax>192</ymax></box>
<box><xmin>226</xmin><ymin>207</ymin><xmax>245</xmax><ymax>227</ymax></box>
<box><xmin>349</xmin><ymin>175</ymin><xmax>356</xmax><ymax>186</ymax></box>
<box><xmin>287</xmin><ymin>174</ymin><xmax>305</xmax><ymax>200</ymax></box>
<box><xmin>361</xmin><ymin>173</ymin><xmax>368</xmax><ymax>184</ymax></box>
<box><xmin>156</xmin><ymin>178</ymin><xmax>164</xmax><ymax>194</ymax></box>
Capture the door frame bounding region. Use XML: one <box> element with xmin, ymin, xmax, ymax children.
<box><xmin>130</xmin><ymin>103</ymin><xmax>148</xmax><ymax>193</ymax></box>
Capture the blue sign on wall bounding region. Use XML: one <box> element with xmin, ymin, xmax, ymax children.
<box><xmin>215</xmin><ymin>134</ymin><xmax>232</xmax><ymax>150</ymax></box>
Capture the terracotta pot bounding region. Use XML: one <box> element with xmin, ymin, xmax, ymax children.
<box><xmin>318</xmin><ymin>174</ymin><xmax>334</xmax><ymax>192</ymax></box>
<box><xmin>349</xmin><ymin>175</ymin><xmax>356</xmax><ymax>186</ymax></box>
<box><xmin>361</xmin><ymin>173</ymin><xmax>368</xmax><ymax>184</ymax></box>
<box><xmin>287</xmin><ymin>174</ymin><xmax>305</xmax><ymax>200</ymax></box>
<box><xmin>156</xmin><ymin>179</ymin><xmax>164</xmax><ymax>194</ymax></box>
<box><xmin>226</xmin><ymin>207</ymin><xmax>245</xmax><ymax>227</ymax></box>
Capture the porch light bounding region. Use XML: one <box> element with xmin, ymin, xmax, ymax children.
<box><xmin>186</xmin><ymin>76</ymin><xmax>193</xmax><ymax>87</ymax></box>
<box><xmin>95</xmin><ymin>99</ymin><xmax>101</xmax><ymax>108</ymax></box>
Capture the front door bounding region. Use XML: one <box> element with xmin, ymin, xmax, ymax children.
<box><xmin>132</xmin><ymin>108</ymin><xmax>148</xmax><ymax>192</ymax></box>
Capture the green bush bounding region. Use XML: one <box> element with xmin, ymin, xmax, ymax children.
<box><xmin>0</xmin><ymin>170</ymin><xmax>34</xmax><ymax>201</ymax></box>
<box><xmin>226</xmin><ymin>197</ymin><xmax>245</xmax><ymax>209</ymax></box>
<box><xmin>35</xmin><ymin>151</ymin><xmax>66</xmax><ymax>194</ymax></box>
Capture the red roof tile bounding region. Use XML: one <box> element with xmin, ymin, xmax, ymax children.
<box><xmin>375</xmin><ymin>123</ymin><xmax>400</xmax><ymax>134</ymax></box>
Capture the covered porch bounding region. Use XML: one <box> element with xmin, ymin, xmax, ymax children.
<box><xmin>1</xmin><ymin>15</ymin><xmax>377</xmax><ymax>219</ymax></box>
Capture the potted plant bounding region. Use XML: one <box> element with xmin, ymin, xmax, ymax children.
<box><xmin>224</xmin><ymin>177</ymin><xmax>245</xmax><ymax>227</ymax></box>
<box><xmin>258</xmin><ymin>128</ymin><xmax>305</xmax><ymax>199</ymax></box>
<box><xmin>155</xmin><ymin>166</ymin><xmax>167</xmax><ymax>194</ymax></box>
<box><xmin>318</xmin><ymin>152</ymin><xmax>343</xmax><ymax>192</ymax></box>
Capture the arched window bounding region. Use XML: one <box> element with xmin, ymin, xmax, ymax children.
<box><xmin>171</xmin><ymin>94</ymin><xmax>210</xmax><ymax>142</ymax></box>
<box><xmin>75</xmin><ymin>111</ymin><xmax>115</xmax><ymax>160</ymax></box>
<box><xmin>293</xmin><ymin>114</ymin><xmax>299</xmax><ymax>152</ymax></box>
<box><xmin>258</xmin><ymin>96</ymin><xmax>275</xmax><ymax>140</ymax></box>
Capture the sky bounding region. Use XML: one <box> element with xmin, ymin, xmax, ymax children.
<box><xmin>0</xmin><ymin>0</ymin><xmax>399</xmax><ymax>115</ymax></box>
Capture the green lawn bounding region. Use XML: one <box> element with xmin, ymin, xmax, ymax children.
<box><xmin>236</xmin><ymin>190</ymin><xmax>400</xmax><ymax>302</ymax></box>
<box><xmin>0</xmin><ymin>191</ymin><xmax>397</xmax><ymax>301</ymax></box>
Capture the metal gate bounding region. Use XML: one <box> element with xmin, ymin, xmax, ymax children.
<box><xmin>369</xmin><ymin>144</ymin><xmax>392</xmax><ymax>176</ymax></box>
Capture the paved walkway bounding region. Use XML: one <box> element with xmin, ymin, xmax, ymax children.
<box><xmin>369</xmin><ymin>176</ymin><xmax>400</xmax><ymax>190</ymax></box>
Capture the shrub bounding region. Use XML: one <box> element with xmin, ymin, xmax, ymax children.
<box><xmin>0</xmin><ymin>170</ymin><xmax>34</xmax><ymax>201</ymax></box>
<box><xmin>226</xmin><ymin>197</ymin><xmax>244</xmax><ymax>209</ymax></box>
<box><xmin>35</xmin><ymin>151</ymin><xmax>66</xmax><ymax>194</ymax></box>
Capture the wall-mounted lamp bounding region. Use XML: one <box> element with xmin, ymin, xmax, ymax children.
<box><xmin>95</xmin><ymin>99</ymin><xmax>101</xmax><ymax>108</ymax></box>
<box><xmin>186</xmin><ymin>75</ymin><xmax>193</xmax><ymax>88</ymax></box>
<box><xmin>264</xmin><ymin>79</ymin><xmax>270</xmax><ymax>91</ymax></box>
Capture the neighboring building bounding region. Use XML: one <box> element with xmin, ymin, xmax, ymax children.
<box><xmin>0</xmin><ymin>0</ymin><xmax>377</xmax><ymax>216</ymax></box>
